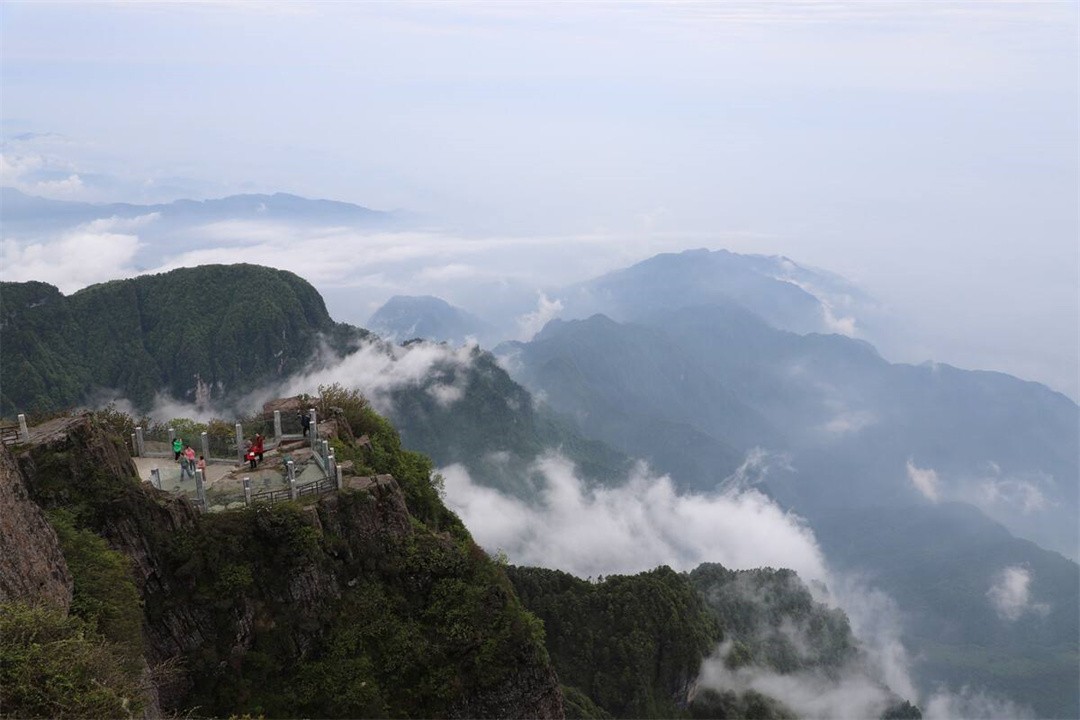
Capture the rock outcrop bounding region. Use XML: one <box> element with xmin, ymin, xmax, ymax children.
<box><xmin>0</xmin><ymin>444</ymin><xmax>72</xmax><ymax>609</ymax></box>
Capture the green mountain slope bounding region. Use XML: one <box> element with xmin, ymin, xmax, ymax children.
<box><xmin>385</xmin><ymin>345</ymin><xmax>632</xmax><ymax>496</ymax></box>
<box><xmin>2</xmin><ymin>407</ymin><xmax>563</xmax><ymax>718</ymax></box>
<box><xmin>507</xmin><ymin>565</ymin><xmax>721</xmax><ymax>718</ymax></box>
<box><xmin>508</xmin><ymin>562</ymin><xmax>918</xmax><ymax>719</ymax></box>
<box><xmin>1</xmin><ymin>264</ymin><xmax>364</xmax><ymax>415</ymax></box>
<box><xmin>497</xmin><ymin>313</ymin><xmax>779</xmax><ymax>484</ymax></box>
<box><xmin>815</xmin><ymin>503</ymin><xmax>1080</xmax><ymax>719</ymax></box>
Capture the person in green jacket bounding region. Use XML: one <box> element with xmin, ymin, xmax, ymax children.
<box><xmin>172</xmin><ymin>437</ymin><xmax>183</xmax><ymax>461</ymax></box>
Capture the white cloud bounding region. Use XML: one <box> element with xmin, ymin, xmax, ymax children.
<box><xmin>427</xmin><ymin>378</ymin><xmax>466</xmax><ymax>407</ymax></box>
<box><xmin>822</xmin><ymin>409</ymin><xmax>876</xmax><ymax>436</ymax></box>
<box><xmin>821</xmin><ymin>303</ymin><xmax>857</xmax><ymax>336</ymax></box>
<box><xmin>906</xmin><ymin>459</ymin><xmax>940</xmax><ymax>503</ymax></box>
<box><xmin>775</xmin><ymin>273</ymin><xmax>859</xmax><ymax>337</ymax></box>
<box><xmin>515</xmin><ymin>292</ymin><xmax>563</xmax><ymax>341</ymax></box>
<box><xmin>441</xmin><ymin>452</ymin><xmax>828</xmax><ymax>583</ymax></box>
<box><xmin>826</xmin><ymin>575</ymin><xmax>917</xmax><ymax>702</ymax></box>
<box><xmin>269</xmin><ymin>338</ymin><xmax>475</xmax><ymax>414</ymax></box>
<box><xmin>975</xmin><ymin>476</ymin><xmax>1049</xmax><ymax>516</ymax></box>
<box><xmin>0</xmin><ymin>151</ymin><xmax>45</xmax><ymax>183</ymax></box>
<box><xmin>31</xmin><ymin>173</ymin><xmax>84</xmax><ymax>196</ymax></box>
<box><xmin>83</xmin><ymin>212</ymin><xmax>162</xmax><ymax>233</ymax></box>
<box><xmin>986</xmin><ymin>566</ymin><xmax>1049</xmax><ymax>622</ymax></box>
<box><xmin>923</xmin><ymin>685</ymin><xmax>1035</xmax><ymax>720</ymax></box>
<box><xmin>1</xmin><ymin>223</ymin><xmax>146</xmax><ymax>293</ymax></box>
<box><xmin>718</xmin><ymin>446</ymin><xmax>792</xmax><ymax>492</ymax></box>
<box><xmin>698</xmin><ymin>642</ymin><xmax>895</xmax><ymax>720</ymax></box>
<box><xmin>0</xmin><ymin>132</ymin><xmax>95</xmax><ymax>200</ymax></box>
<box><xmin>694</xmin><ymin>573</ymin><xmax>921</xmax><ymax>719</ymax></box>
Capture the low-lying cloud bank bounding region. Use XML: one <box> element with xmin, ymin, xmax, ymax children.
<box><xmin>699</xmin><ymin>642</ymin><xmax>896</xmax><ymax>720</ymax></box>
<box><xmin>96</xmin><ymin>335</ymin><xmax>477</xmax><ymax>424</ymax></box>
<box><xmin>987</xmin><ymin>565</ymin><xmax>1050</xmax><ymax>622</ymax></box>
<box><xmin>90</xmin><ymin>340</ymin><xmax>1039</xmax><ymax>720</ymax></box>
<box><xmin>439</xmin><ymin>452</ymin><xmax>1035</xmax><ymax>719</ymax></box>
<box><xmin>269</xmin><ymin>338</ymin><xmax>476</xmax><ymax>415</ymax></box>
<box><xmin>441</xmin><ymin>452</ymin><xmax>827</xmax><ymax>582</ymax></box>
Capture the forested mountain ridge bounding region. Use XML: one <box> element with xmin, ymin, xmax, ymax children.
<box><xmin>386</xmin><ymin>344</ymin><xmax>633</xmax><ymax>496</ymax></box>
<box><xmin>507</xmin><ymin>563</ymin><xmax>919</xmax><ymax>720</ymax></box>
<box><xmin>501</xmin><ymin>307</ymin><xmax>1078</xmax><ymax>558</ymax></box>
<box><xmin>1</xmin><ymin>265</ymin><xmax>629</xmax><ymax>492</ymax></box>
<box><xmin>1</xmin><ymin>265</ymin><xmax>365</xmax><ymax>415</ymax></box>
<box><xmin>0</xmin><ymin>407</ymin><xmax>564</xmax><ymax>718</ymax></box>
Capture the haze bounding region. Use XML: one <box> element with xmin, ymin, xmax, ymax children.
<box><xmin>1</xmin><ymin>1</ymin><xmax>1077</xmax><ymax>398</ymax></box>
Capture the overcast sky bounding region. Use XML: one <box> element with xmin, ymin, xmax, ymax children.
<box><xmin>1</xmin><ymin>1</ymin><xmax>1077</xmax><ymax>398</ymax></box>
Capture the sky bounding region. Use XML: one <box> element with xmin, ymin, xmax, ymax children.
<box><xmin>1</xmin><ymin>1</ymin><xmax>1077</xmax><ymax>398</ymax></box>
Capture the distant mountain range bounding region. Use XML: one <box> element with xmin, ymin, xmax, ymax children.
<box><xmin>0</xmin><ymin>186</ymin><xmax>397</xmax><ymax>229</ymax></box>
<box><xmin>557</xmin><ymin>247</ymin><xmax>877</xmax><ymax>337</ymax></box>
<box><xmin>367</xmin><ymin>295</ymin><xmax>496</xmax><ymax>346</ymax></box>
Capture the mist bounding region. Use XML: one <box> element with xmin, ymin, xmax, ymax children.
<box><xmin>2</xmin><ymin>2</ymin><xmax>1076</xmax><ymax>399</ymax></box>
<box><xmin>441</xmin><ymin>452</ymin><xmax>827</xmax><ymax>582</ymax></box>
<box><xmin>81</xmin><ymin>332</ymin><xmax>1056</xmax><ymax>718</ymax></box>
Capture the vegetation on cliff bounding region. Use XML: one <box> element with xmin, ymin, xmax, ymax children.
<box><xmin>1</xmin><ymin>396</ymin><xmax>561</xmax><ymax>718</ymax></box>
<box><xmin>687</xmin><ymin>563</ymin><xmax>857</xmax><ymax>675</ymax></box>
<box><xmin>507</xmin><ymin>565</ymin><xmax>720</xmax><ymax>719</ymax></box>
<box><xmin>0</xmin><ymin>265</ymin><xmax>364</xmax><ymax>415</ymax></box>
<box><xmin>0</xmin><ymin>603</ymin><xmax>148</xmax><ymax>719</ymax></box>
<box><xmin>508</xmin><ymin>562</ymin><xmax>919</xmax><ymax>720</ymax></box>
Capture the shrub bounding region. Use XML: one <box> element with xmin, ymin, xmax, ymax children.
<box><xmin>0</xmin><ymin>602</ymin><xmax>145</xmax><ymax>719</ymax></box>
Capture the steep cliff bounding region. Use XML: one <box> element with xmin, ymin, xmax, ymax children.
<box><xmin>0</xmin><ymin>441</ymin><xmax>72</xmax><ymax>609</ymax></box>
<box><xmin>3</xmin><ymin>412</ymin><xmax>564</xmax><ymax>719</ymax></box>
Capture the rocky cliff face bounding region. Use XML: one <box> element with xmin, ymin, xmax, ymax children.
<box><xmin>0</xmin><ymin>443</ymin><xmax>72</xmax><ymax>609</ymax></box>
<box><xmin>6</xmin><ymin>413</ymin><xmax>564</xmax><ymax>719</ymax></box>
